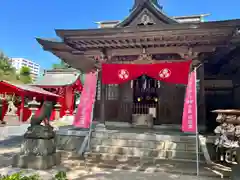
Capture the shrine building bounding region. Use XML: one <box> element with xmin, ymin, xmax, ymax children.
<box><xmin>37</xmin><ymin>0</ymin><xmax>240</xmax><ymax>132</ymax></box>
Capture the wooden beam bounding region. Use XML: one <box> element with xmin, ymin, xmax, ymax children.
<box><xmin>84</xmin><ymin>50</ymin><xmax>102</xmax><ymax>56</ymax></box>
<box><xmin>104</xmin><ymin>46</ymin><xmax>218</xmax><ymax>57</ymax></box>
<box><xmin>70</xmin><ymin>36</ymin><xmax>228</xmax><ymax>49</ymax></box>
<box><xmin>204</xmin><ymin>79</ymin><xmax>233</xmax><ymax>88</ymax></box>
<box><xmin>65</xmin><ymin>28</ymin><xmax>231</xmax><ymax>40</ymax></box>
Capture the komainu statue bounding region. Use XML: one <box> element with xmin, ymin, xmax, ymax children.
<box><xmin>24</xmin><ymin>101</ymin><xmax>55</xmax><ymax>139</ymax></box>
<box><xmin>30</xmin><ymin>101</ymin><xmax>53</xmax><ymax>126</ymax></box>
<box><xmin>13</xmin><ymin>101</ymin><xmax>61</xmax><ymax>169</ymax></box>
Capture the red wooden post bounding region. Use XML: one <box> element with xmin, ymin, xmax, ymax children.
<box><xmin>20</xmin><ymin>95</ymin><xmax>24</xmax><ymax>122</ymax></box>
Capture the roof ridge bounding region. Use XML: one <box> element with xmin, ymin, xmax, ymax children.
<box><xmin>116</xmin><ymin>0</ymin><xmax>177</xmax><ymax>27</ymax></box>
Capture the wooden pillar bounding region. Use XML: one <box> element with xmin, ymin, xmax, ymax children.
<box><xmin>117</xmin><ymin>83</ymin><xmax>123</xmax><ymax>122</ymax></box>
<box><xmin>99</xmin><ymin>49</ymin><xmax>108</xmax><ymax>126</ymax></box>
<box><xmin>20</xmin><ymin>95</ymin><xmax>24</xmax><ymax>122</ymax></box>
<box><xmin>100</xmin><ymin>77</ymin><xmax>106</xmax><ymax>124</ymax></box>
<box><xmin>198</xmin><ymin>64</ymin><xmax>206</xmax><ymax>131</ymax></box>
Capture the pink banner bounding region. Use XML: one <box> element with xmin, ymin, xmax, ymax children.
<box><xmin>181</xmin><ymin>70</ymin><xmax>197</xmax><ymax>133</ymax></box>
<box><xmin>73</xmin><ymin>72</ymin><xmax>98</xmax><ymax>128</ymax></box>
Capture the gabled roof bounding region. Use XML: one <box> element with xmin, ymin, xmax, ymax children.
<box><xmin>33</xmin><ymin>68</ymin><xmax>81</xmax><ymax>87</ymax></box>
<box><xmin>36</xmin><ymin>38</ymin><xmax>75</xmax><ymax>52</ymax></box>
<box><xmin>96</xmin><ymin>14</ymin><xmax>210</xmax><ymax>28</ymax></box>
<box><xmin>116</xmin><ymin>0</ymin><xmax>178</xmax><ymax>27</ymax></box>
<box><xmin>36</xmin><ymin>38</ymin><xmax>99</xmax><ymax>73</ymax></box>
<box><xmin>0</xmin><ymin>80</ymin><xmax>60</xmax><ymax>97</ymax></box>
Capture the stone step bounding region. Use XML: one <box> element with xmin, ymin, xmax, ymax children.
<box><xmin>91</xmin><ymin>145</ymin><xmax>202</xmax><ymax>158</ymax></box>
<box><xmin>167</xmin><ymin>150</ymin><xmax>205</xmax><ymax>161</ymax></box>
<box><xmin>90</xmin><ymin>138</ymin><xmax>200</xmax><ymax>152</ymax></box>
<box><xmin>84</xmin><ymin>152</ymin><xmax>205</xmax><ymax>164</ymax></box>
<box><xmin>91</xmin><ymin>145</ymin><xmax>166</xmax><ymax>157</ymax></box>
<box><xmin>57</xmin><ymin>150</ymin><xmax>84</xmax><ymax>160</ymax></box>
<box><xmin>92</xmin><ymin>131</ymin><xmax>198</xmax><ymax>142</ymax></box>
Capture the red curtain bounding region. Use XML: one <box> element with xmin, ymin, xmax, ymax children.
<box><xmin>102</xmin><ymin>64</ymin><xmax>144</xmax><ymax>84</ymax></box>
<box><xmin>102</xmin><ymin>60</ymin><xmax>192</xmax><ymax>85</ymax></box>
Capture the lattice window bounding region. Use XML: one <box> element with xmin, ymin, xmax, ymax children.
<box><xmin>96</xmin><ymin>80</ymin><xmax>101</xmax><ymax>100</ymax></box>
<box><xmin>106</xmin><ymin>84</ymin><xmax>119</xmax><ymax>100</ymax></box>
<box><xmin>96</xmin><ymin>81</ymin><xmax>119</xmax><ymax>100</ymax></box>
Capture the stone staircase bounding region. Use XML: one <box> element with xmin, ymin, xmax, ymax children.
<box><xmin>84</xmin><ymin>129</ymin><xmax>206</xmax><ymax>169</ymax></box>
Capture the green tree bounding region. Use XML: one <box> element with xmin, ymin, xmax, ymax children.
<box><xmin>52</xmin><ymin>60</ymin><xmax>70</xmax><ymax>69</ymax></box>
<box><xmin>0</xmin><ymin>52</ymin><xmax>19</xmax><ymax>82</ymax></box>
<box><xmin>19</xmin><ymin>66</ymin><xmax>32</xmax><ymax>84</ymax></box>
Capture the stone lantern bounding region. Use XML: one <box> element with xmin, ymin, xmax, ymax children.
<box><xmin>54</xmin><ymin>102</ymin><xmax>62</xmax><ymax>120</ymax></box>
<box><xmin>28</xmin><ymin>97</ymin><xmax>40</xmax><ymax>116</ymax></box>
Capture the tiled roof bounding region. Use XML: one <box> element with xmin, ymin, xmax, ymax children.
<box><xmin>33</xmin><ymin>69</ymin><xmax>81</xmax><ymax>87</ymax></box>
<box><xmin>0</xmin><ymin>80</ymin><xmax>60</xmax><ymax>97</ymax></box>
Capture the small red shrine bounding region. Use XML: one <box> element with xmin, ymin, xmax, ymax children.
<box><xmin>33</xmin><ymin>68</ymin><xmax>83</xmax><ymax>118</ymax></box>
<box><xmin>0</xmin><ymin>80</ymin><xmax>60</xmax><ymax>123</ymax></box>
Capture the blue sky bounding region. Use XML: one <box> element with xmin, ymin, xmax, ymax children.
<box><xmin>1</xmin><ymin>0</ymin><xmax>240</xmax><ymax>70</ymax></box>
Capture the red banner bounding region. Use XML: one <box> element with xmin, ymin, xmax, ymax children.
<box><xmin>102</xmin><ymin>60</ymin><xmax>191</xmax><ymax>85</ymax></box>
<box><xmin>73</xmin><ymin>72</ymin><xmax>98</xmax><ymax>128</ymax></box>
<box><xmin>181</xmin><ymin>70</ymin><xmax>197</xmax><ymax>133</ymax></box>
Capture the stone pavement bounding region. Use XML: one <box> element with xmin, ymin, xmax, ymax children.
<box><xmin>0</xmin><ymin>146</ymin><xmax>230</xmax><ymax>180</ymax></box>
<box><xmin>0</xmin><ymin>125</ymin><xmax>230</xmax><ymax>180</ymax></box>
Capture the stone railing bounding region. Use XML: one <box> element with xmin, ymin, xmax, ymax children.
<box><xmin>213</xmin><ymin>109</ymin><xmax>240</xmax><ymax>164</ymax></box>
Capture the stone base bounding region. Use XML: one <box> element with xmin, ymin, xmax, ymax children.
<box><xmin>24</xmin><ymin>125</ymin><xmax>55</xmax><ymax>139</ymax></box>
<box><xmin>12</xmin><ymin>152</ymin><xmax>61</xmax><ymax>170</ymax></box>
<box><xmin>231</xmin><ymin>164</ymin><xmax>240</xmax><ymax>180</ymax></box>
<box><xmin>20</xmin><ymin>138</ymin><xmax>56</xmax><ymax>155</ymax></box>
<box><xmin>4</xmin><ymin>114</ymin><xmax>21</xmax><ymax>126</ymax></box>
<box><xmin>56</xmin><ymin>134</ymin><xmax>85</xmax><ymax>151</ymax></box>
<box><xmin>132</xmin><ymin>114</ymin><xmax>153</xmax><ymax>128</ymax></box>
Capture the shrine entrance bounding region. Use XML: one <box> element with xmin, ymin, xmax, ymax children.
<box><xmin>132</xmin><ymin>75</ymin><xmax>160</xmax><ymax>125</ymax></box>
<box><xmin>100</xmin><ymin>61</ymin><xmax>190</xmax><ymax>126</ymax></box>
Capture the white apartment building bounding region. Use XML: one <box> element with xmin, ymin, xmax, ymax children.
<box><xmin>10</xmin><ymin>58</ymin><xmax>40</xmax><ymax>81</ymax></box>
